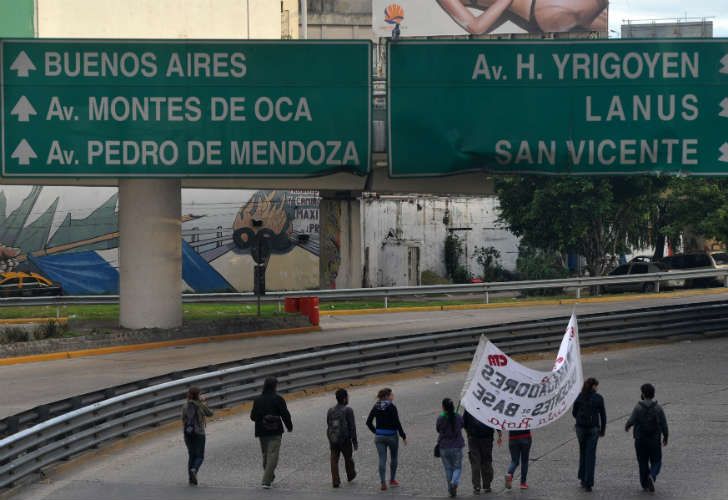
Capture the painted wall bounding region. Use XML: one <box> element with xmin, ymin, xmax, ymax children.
<box><xmin>0</xmin><ymin>0</ymin><xmax>34</xmax><ymax>188</ymax></box>
<box><xmin>362</xmin><ymin>195</ymin><xmax>520</xmax><ymax>287</ymax></box>
<box><xmin>37</xmin><ymin>0</ymin><xmax>283</xmax><ymax>38</ymax></box>
<box><xmin>0</xmin><ymin>186</ymin><xmax>321</xmax><ymax>293</ymax></box>
<box><xmin>0</xmin><ymin>0</ymin><xmax>34</xmax><ymax>37</ymax></box>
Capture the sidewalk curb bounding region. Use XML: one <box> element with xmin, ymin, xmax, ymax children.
<box><xmin>0</xmin><ymin>317</ymin><xmax>68</xmax><ymax>325</ymax></box>
<box><xmin>0</xmin><ymin>325</ymin><xmax>321</xmax><ymax>366</ymax></box>
<box><xmin>319</xmin><ymin>288</ymin><xmax>728</xmax><ymax>316</ymax></box>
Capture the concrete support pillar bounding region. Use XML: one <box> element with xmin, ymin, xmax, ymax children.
<box><xmin>119</xmin><ymin>179</ymin><xmax>182</xmax><ymax>329</ymax></box>
<box><xmin>319</xmin><ymin>197</ymin><xmax>363</xmax><ymax>289</ymax></box>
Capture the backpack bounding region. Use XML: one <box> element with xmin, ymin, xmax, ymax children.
<box><xmin>262</xmin><ymin>414</ymin><xmax>282</xmax><ymax>432</ymax></box>
<box><xmin>184</xmin><ymin>403</ymin><xmax>197</xmax><ymax>435</ymax></box>
<box><xmin>575</xmin><ymin>394</ymin><xmax>595</xmax><ymax>427</ymax></box>
<box><xmin>637</xmin><ymin>403</ymin><xmax>660</xmax><ymax>437</ymax></box>
<box><xmin>327</xmin><ymin>406</ymin><xmax>348</xmax><ymax>445</ymax></box>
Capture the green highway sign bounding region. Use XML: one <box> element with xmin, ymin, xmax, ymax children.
<box><xmin>388</xmin><ymin>40</ymin><xmax>728</xmax><ymax>177</ymax></box>
<box><xmin>1</xmin><ymin>40</ymin><xmax>371</xmax><ymax>178</ymax></box>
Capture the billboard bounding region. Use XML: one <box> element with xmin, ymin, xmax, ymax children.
<box><xmin>622</xmin><ymin>20</ymin><xmax>713</xmax><ymax>39</ymax></box>
<box><xmin>373</xmin><ymin>0</ymin><xmax>608</xmax><ymax>38</ymax></box>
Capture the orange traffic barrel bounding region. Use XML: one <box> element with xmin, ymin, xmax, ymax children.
<box><xmin>308</xmin><ymin>297</ymin><xmax>320</xmax><ymax>326</ymax></box>
<box><xmin>299</xmin><ymin>297</ymin><xmax>312</xmax><ymax>316</ymax></box>
<box><xmin>284</xmin><ymin>297</ymin><xmax>299</xmax><ymax>313</ymax></box>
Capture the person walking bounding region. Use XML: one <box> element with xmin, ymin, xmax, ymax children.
<box><xmin>463</xmin><ymin>410</ymin><xmax>502</xmax><ymax>494</ymax></box>
<box><xmin>326</xmin><ymin>388</ymin><xmax>358</xmax><ymax>488</ymax></box>
<box><xmin>625</xmin><ymin>383</ymin><xmax>669</xmax><ymax>493</ymax></box>
<box><xmin>572</xmin><ymin>377</ymin><xmax>607</xmax><ymax>492</ymax></box>
<box><xmin>250</xmin><ymin>377</ymin><xmax>293</xmax><ymax>489</ymax></box>
<box><xmin>436</xmin><ymin>398</ymin><xmax>466</xmax><ymax>498</ymax></box>
<box><xmin>366</xmin><ymin>388</ymin><xmax>407</xmax><ymax>491</ymax></box>
<box><xmin>181</xmin><ymin>386</ymin><xmax>214</xmax><ymax>486</ymax></box>
<box><xmin>505</xmin><ymin>429</ymin><xmax>532</xmax><ymax>490</ymax></box>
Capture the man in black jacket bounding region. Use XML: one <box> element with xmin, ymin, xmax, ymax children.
<box><xmin>625</xmin><ymin>383</ymin><xmax>669</xmax><ymax>493</ymax></box>
<box><xmin>326</xmin><ymin>388</ymin><xmax>358</xmax><ymax>487</ymax></box>
<box><xmin>464</xmin><ymin>410</ymin><xmax>502</xmax><ymax>494</ymax></box>
<box><xmin>250</xmin><ymin>377</ymin><xmax>293</xmax><ymax>488</ymax></box>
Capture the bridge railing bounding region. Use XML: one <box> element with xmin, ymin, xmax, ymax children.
<box><xmin>0</xmin><ymin>268</ymin><xmax>726</xmax><ymax>309</ymax></box>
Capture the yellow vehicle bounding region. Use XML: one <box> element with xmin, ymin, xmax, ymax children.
<box><xmin>0</xmin><ymin>272</ymin><xmax>63</xmax><ymax>297</ymax></box>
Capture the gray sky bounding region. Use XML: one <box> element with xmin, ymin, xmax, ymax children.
<box><xmin>609</xmin><ymin>0</ymin><xmax>728</xmax><ymax>36</ymax></box>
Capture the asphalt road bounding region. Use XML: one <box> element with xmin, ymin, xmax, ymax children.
<box><xmin>2</xmin><ymin>291</ymin><xmax>727</xmax><ymax>417</ymax></box>
<box><xmin>12</xmin><ymin>335</ymin><xmax>728</xmax><ymax>500</ymax></box>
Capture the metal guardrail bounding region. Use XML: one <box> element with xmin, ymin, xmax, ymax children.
<box><xmin>1</xmin><ymin>299</ymin><xmax>728</xmax><ymax>489</ymax></box>
<box><xmin>0</xmin><ymin>268</ymin><xmax>727</xmax><ymax>309</ymax></box>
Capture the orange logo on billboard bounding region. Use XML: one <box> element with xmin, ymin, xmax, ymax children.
<box><xmin>384</xmin><ymin>4</ymin><xmax>404</xmax><ymax>25</ymax></box>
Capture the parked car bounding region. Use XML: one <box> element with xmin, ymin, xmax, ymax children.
<box><xmin>601</xmin><ymin>261</ymin><xmax>684</xmax><ymax>294</ymax></box>
<box><xmin>659</xmin><ymin>251</ymin><xmax>728</xmax><ymax>288</ymax></box>
<box><xmin>0</xmin><ymin>272</ymin><xmax>63</xmax><ymax>297</ymax></box>
<box><xmin>628</xmin><ymin>255</ymin><xmax>653</xmax><ymax>263</ymax></box>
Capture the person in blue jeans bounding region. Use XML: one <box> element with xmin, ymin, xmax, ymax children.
<box><xmin>181</xmin><ymin>386</ymin><xmax>213</xmax><ymax>486</ymax></box>
<box><xmin>572</xmin><ymin>377</ymin><xmax>607</xmax><ymax>492</ymax></box>
<box><xmin>436</xmin><ymin>398</ymin><xmax>465</xmax><ymax>498</ymax></box>
<box><xmin>366</xmin><ymin>388</ymin><xmax>407</xmax><ymax>491</ymax></box>
<box><xmin>505</xmin><ymin>429</ymin><xmax>532</xmax><ymax>490</ymax></box>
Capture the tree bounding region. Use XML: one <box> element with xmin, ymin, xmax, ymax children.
<box><xmin>495</xmin><ymin>176</ymin><xmax>662</xmax><ymax>276</ymax></box>
<box><xmin>473</xmin><ymin>245</ymin><xmax>503</xmax><ymax>281</ymax></box>
<box><xmin>656</xmin><ymin>178</ymin><xmax>728</xmax><ymax>250</ymax></box>
<box><xmin>444</xmin><ymin>232</ymin><xmax>463</xmax><ymax>279</ymax></box>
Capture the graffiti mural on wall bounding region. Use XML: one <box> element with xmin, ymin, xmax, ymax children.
<box><xmin>0</xmin><ymin>186</ymin><xmax>321</xmax><ymax>294</ymax></box>
<box><xmin>319</xmin><ymin>199</ymin><xmax>341</xmax><ymax>289</ymax></box>
<box><xmin>232</xmin><ymin>190</ymin><xmax>295</xmax><ymax>254</ymax></box>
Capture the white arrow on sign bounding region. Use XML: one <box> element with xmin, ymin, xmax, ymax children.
<box><xmin>720</xmin><ymin>143</ymin><xmax>728</xmax><ymax>163</ymax></box>
<box><xmin>11</xmin><ymin>139</ymin><xmax>37</xmax><ymax>166</ymax></box>
<box><xmin>9</xmin><ymin>51</ymin><xmax>36</xmax><ymax>77</ymax></box>
<box><xmin>721</xmin><ymin>54</ymin><xmax>728</xmax><ymax>74</ymax></box>
<box><xmin>10</xmin><ymin>96</ymin><xmax>37</xmax><ymax>122</ymax></box>
<box><xmin>720</xmin><ymin>98</ymin><xmax>728</xmax><ymax>118</ymax></box>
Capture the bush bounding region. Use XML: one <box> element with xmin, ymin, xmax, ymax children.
<box><xmin>444</xmin><ymin>233</ymin><xmax>463</xmax><ymax>279</ymax></box>
<box><xmin>452</xmin><ymin>266</ymin><xmax>472</xmax><ymax>284</ymax></box>
<box><xmin>0</xmin><ymin>321</ymin><xmax>69</xmax><ymax>344</ymax></box>
<box><xmin>516</xmin><ymin>245</ymin><xmax>569</xmax><ymax>296</ymax></box>
<box><xmin>34</xmin><ymin>320</ymin><xmax>68</xmax><ymax>340</ymax></box>
<box><xmin>2</xmin><ymin>327</ymin><xmax>29</xmax><ymax>343</ymax></box>
<box><xmin>474</xmin><ymin>245</ymin><xmax>505</xmax><ymax>282</ymax></box>
<box><xmin>421</xmin><ymin>269</ymin><xmax>450</xmax><ymax>285</ymax></box>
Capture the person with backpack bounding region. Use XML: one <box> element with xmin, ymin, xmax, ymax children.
<box><xmin>436</xmin><ymin>398</ymin><xmax>466</xmax><ymax>498</ymax></box>
<box><xmin>326</xmin><ymin>388</ymin><xmax>358</xmax><ymax>488</ymax></box>
<box><xmin>464</xmin><ymin>410</ymin><xmax>502</xmax><ymax>494</ymax></box>
<box><xmin>625</xmin><ymin>383</ymin><xmax>669</xmax><ymax>493</ymax></box>
<box><xmin>181</xmin><ymin>386</ymin><xmax>214</xmax><ymax>486</ymax></box>
<box><xmin>250</xmin><ymin>377</ymin><xmax>293</xmax><ymax>489</ymax></box>
<box><xmin>366</xmin><ymin>388</ymin><xmax>407</xmax><ymax>491</ymax></box>
<box><xmin>572</xmin><ymin>377</ymin><xmax>607</xmax><ymax>492</ymax></box>
<box><xmin>504</xmin><ymin>429</ymin><xmax>532</xmax><ymax>490</ymax></box>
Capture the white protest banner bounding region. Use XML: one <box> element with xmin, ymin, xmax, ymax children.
<box><xmin>459</xmin><ymin>335</ymin><xmax>488</xmax><ymax>403</ymax></box>
<box><xmin>461</xmin><ymin>312</ymin><xmax>583</xmax><ymax>430</ymax></box>
<box><xmin>372</xmin><ymin>1</ymin><xmax>608</xmax><ymax>38</ymax></box>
